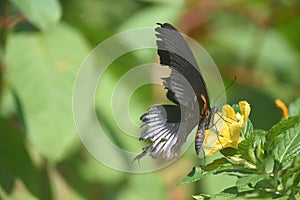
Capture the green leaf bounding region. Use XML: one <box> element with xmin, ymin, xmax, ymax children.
<box><xmin>192</xmin><ymin>194</ymin><xmax>211</xmax><ymax>200</ymax></box>
<box><xmin>220</xmin><ymin>186</ymin><xmax>239</xmax><ymax>197</ymax></box>
<box><xmin>176</xmin><ymin>165</ymin><xmax>232</xmax><ymax>187</ymax></box>
<box><xmin>240</xmin><ymin>119</ymin><xmax>253</xmax><ymax>139</ymax></box>
<box><xmin>265</xmin><ymin>115</ymin><xmax>299</xmax><ymax>150</ymax></box>
<box><xmin>0</xmin><ymin>118</ymin><xmax>38</xmax><ymax>196</ymax></box>
<box><xmin>281</xmin><ymin>156</ymin><xmax>300</xmax><ymax>190</ymax></box>
<box><xmin>231</xmin><ymin>103</ymin><xmax>240</xmax><ymax>113</ymax></box>
<box><xmin>0</xmin><ymin>86</ymin><xmax>16</xmax><ymax>117</ymax></box>
<box><xmin>289</xmin><ymin>97</ymin><xmax>300</xmax><ymax>116</ymax></box>
<box><xmin>214</xmin><ymin>167</ymin><xmax>257</xmax><ymax>175</ymax></box>
<box><xmin>177</xmin><ymin>167</ymin><xmax>204</xmax><ymax>186</ymax></box>
<box><xmin>254</xmin><ymin>130</ymin><xmax>267</xmax><ymax>161</ymax></box>
<box><xmin>10</xmin><ymin>0</ymin><xmax>61</xmax><ymax>31</ymax></box>
<box><xmin>273</xmin><ymin>122</ymin><xmax>300</xmax><ymax>167</ymax></box>
<box><xmin>255</xmin><ymin>30</ymin><xmax>300</xmax><ymax>82</ymax></box>
<box><xmin>239</xmin><ymin>128</ymin><xmax>267</xmax><ymax>166</ymax></box>
<box><xmin>238</xmin><ymin>139</ymin><xmax>256</xmax><ymax>164</ymax></box>
<box><xmin>5</xmin><ymin>23</ymin><xmax>90</xmax><ymax>163</ymax></box>
<box><xmin>253</xmin><ymin>129</ymin><xmax>267</xmax><ymax>146</ymax></box>
<box><xmin>236</xmin><ymin>174</ymin><xmax>267</xmax><ymax>192</ymax></box>
<box><xmin>192</xmin><ymin>187</ymin><xmax>238</xmax><ymax>200</ymax></box>
<box><xmin>220</xmin><ymin>147</ymin><xmax>238</xmax><ymax>157</ymax></box>
<box><xmin>293</xmin><ymin>170</ymin><xmax>300</xmax><ymax>188</ymax></box>
<box><xmin>203</xmin><ymin>158</ymin><xmax>231</xmax><ymax>171</ymax></box>
<box><xmin>177</xmin><ymin>161</ymin><xmax>256</xmax><ymax>186</ymax></box>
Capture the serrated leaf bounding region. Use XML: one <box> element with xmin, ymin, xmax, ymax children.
<box><xmin>266</xmin><ymin>115</ymin><xmax>299</xmax><ymax>150</ymax></box>
<box><xmin>240</xmin><ymin>119</ymin><xmax>254</xmax><ymax>139</ymax></box>
<box><xmin>177</xmin><ymin>165</ymin><xmax>234</xmax><ymax>186</ymax></box>
<box><xmin>238</xmin><ymin>129</ymin><xmax>267</xmax><ymax>166</ymax></box>
<box><xmin>281</xmin><ymin>156</ymin><xmax>300</xmax><ymax>190</ymax></box>
<box><xmin>5</xmin><ymin>23</ymin><xmax>90</xmax><ymax>163</ymax></box>
<box><xmin>238</xmin><ymin>139</ymin><xmax>256</xmax><ymax>164</ymax></box>
<box><xmin>293</xmin><ymin>170</ymin><xmax>300</xmax><ymax>187</ymax></box>
<box><xmin>273</xmin><ymin>122</ymin><xmax>300</xmax><ymax>167</ymax></box>
<box><xmin>253</xmin><ymin>129</ymin><xmax>267</xmax><ymax>146</ymax></box>
<box><xmin>254</xmin><ymin>129</ymin><xmax>267</xmax><ymax>162</ymax></box>
<box><xmin>177</xmin><ymin>161</ymin><xmax>255</xmax><ymax>186</ymax></box>
<box><xmin>10</xmin><ymin>0</ymin><xmax>61</xmax><ymax>31</ymax></box>
<box><xmin>236</xmin><ymin>174</ymin><xmax>267</xmax><ymax>192</ymax></box>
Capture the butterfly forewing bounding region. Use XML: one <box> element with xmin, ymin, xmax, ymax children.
<box><xmin>155</xmin><ymin>23</ymin><xmax>210</xmax><ymax>108</ymax></box>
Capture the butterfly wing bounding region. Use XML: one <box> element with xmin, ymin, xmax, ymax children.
<box><xmin>156</xmin><ymin>23</ymin><xmax>210</xmax><ymax>108</ymax></box>
<box><xmin>135</xmin><ymin>23</ymin><xmax>210</xmax><ymax>160</ymax></box>
<box><xmin>135</xmin><ymin>105</ymin><xmax>182</xmax><ymax>160</ymax></box>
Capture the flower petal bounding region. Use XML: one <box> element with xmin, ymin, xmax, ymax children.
<box><xmin>203</xmin><ymin>101</ymin><xmax>251</xmax><ymax>156</ymax></box>
<box><xmin>222</xmin><ymin>104</ymin><xmax>237</xmax><ymax>122</ymax></box>
<box><xmin>239</xmin><ymin>101</ymin><xmax>251</xmax><ymax>123</ymax></box>
<box><xmin>275</xmin><ymin>99</ymin><xmax>288</xmax><ymax>119</ymax></box>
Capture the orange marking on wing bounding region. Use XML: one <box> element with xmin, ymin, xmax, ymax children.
<box><xmin>200</xmin><ymin>94</ymin><xmax>207</xmax><ymax>115</ymax></box>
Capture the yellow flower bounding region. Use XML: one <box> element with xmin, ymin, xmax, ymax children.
<box><xmin>204</xmin><ymin>101</ymin><xmax>251</xmax><ymax>156</ymax></box>
<box><xmin>275</xmin><ymin>99</ymin><xmax>289</xmax><ymax>119</ymax></box>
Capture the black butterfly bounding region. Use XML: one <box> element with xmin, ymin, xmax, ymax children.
<box><xmin>135</xmin><ymin>23</ymin><xmax>218</xmax><ymax>161</ymax></box>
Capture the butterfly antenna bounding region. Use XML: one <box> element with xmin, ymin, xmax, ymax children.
<box><xmin>212</xmin><ymin>76</ymin><xmax>237</xmax><ymax>107</ymax></box>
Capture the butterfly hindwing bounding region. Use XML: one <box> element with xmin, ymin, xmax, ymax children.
<box><xmin>137</xmin><ymin>105</ymin><xmax>181</xmax><ymax>160</ymax></box>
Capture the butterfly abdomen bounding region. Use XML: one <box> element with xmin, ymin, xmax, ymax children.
<box><xmin>195</xmin><ymin>124</ymin><xmax>205</xmax><ymax>155</ymax></box>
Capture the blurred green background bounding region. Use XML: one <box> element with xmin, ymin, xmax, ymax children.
<box><xmin>0</xmin><ymin>0</ymin><xmax>300</xmax><ymax>199</ymax></box>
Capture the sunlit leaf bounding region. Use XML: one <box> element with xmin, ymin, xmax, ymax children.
<box><xmin>265</xmin><ymin>115</ymin><xmax>299</xmax><ymax>150</ymax></box>
<box><xmin>5</xmin><ymin>23</ymin><xmax>90</xmax><ymax>163</ymax></box>
<box><xmin>0</xmin><ymin>86</ymin><xmax>16</xmax><ymax>117</ymax></box>
<box><xmin>273</xmin><ymin>122</ymin><xmax>300</xmax><ymax>167</ymax></box>
<box><xmin>10</xmin><ymin>0</ymin><xmax>61</xmax><ymax>31</ymax></box>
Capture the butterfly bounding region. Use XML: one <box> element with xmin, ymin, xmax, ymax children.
<box><xmin>134</xmin><ymin>23</ymin><xmax>218</xmax><ymax>161</ymax></box>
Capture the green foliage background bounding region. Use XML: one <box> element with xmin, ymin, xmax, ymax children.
<box><xmin>0</xmin><ymin>0</ymin><xmax>299</xmax><ymax>199</ymax></box>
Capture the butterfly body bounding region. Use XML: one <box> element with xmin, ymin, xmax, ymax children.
<box><xmin>135</xmin><ymin>23</ymin><xmax>217</xmax><ymax>161</ymax></box>
<box><xmin>196</xmin><ymin>105</ymin><xmax>218</xmax><ymax>156</ymax></box>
